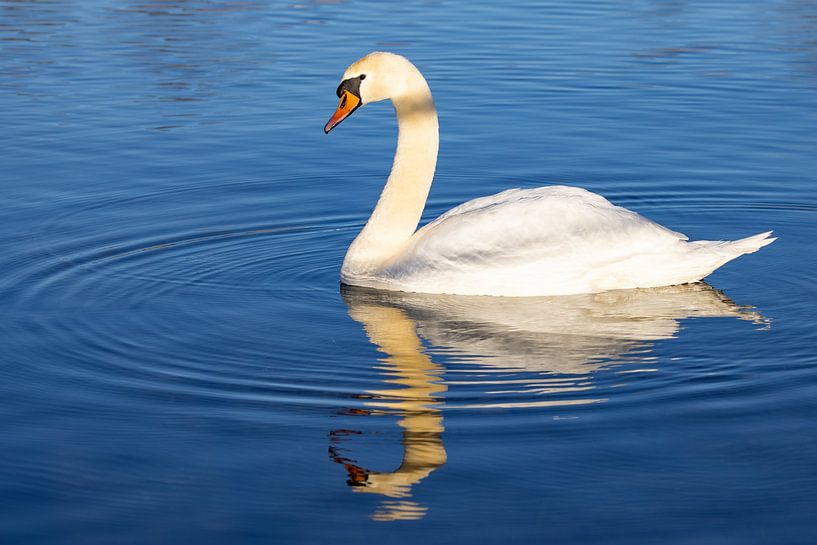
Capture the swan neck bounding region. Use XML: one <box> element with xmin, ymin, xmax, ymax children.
<box><xmin>343</xmin><ymin>81</ymin><xmax>439</xmax><ymax>277</ymax></box>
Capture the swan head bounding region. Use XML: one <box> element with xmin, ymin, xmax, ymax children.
<box><xmin>324</xmin><ymin>52</ymin><xmax>427</xmax><ymax>133</ymax></box>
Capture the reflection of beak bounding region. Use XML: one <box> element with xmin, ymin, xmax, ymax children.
<box><xmin>324</xmin><ymin>90</ymin><xmax>361</xmax><ymax>134</ymax></box>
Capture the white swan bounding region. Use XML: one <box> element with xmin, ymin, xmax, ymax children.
<box><xmin>325</xmin><ymin>52</ymin><xmax>775</xmax><ymax>297</ymax></box>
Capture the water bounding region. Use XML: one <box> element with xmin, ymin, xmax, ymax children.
<box><xmin>2</xmin><ymin>0</ymin><xmax>816</xmax><ymax>543</ymax></box>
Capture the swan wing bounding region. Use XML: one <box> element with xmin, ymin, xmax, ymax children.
<box><xmin>379</xmin><ymin>186</ymin><xmax>690</xmax><ymax>295</ymax></box>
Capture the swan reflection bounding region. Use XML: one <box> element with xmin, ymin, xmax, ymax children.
<box><xmin>329</xmin><ymin>299</ymin><xmax>446</xmax><ymax>521</ymax></box>
<box><xmin>331</xmin><ymin>283</ymin><xmax>765</xmax><ymax>520</ymax></box>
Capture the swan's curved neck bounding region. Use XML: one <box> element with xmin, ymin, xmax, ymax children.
<box><xmin>343</xmin><ymin>79</ymin><xmax>438</xmax><ymax>277</ymax></box>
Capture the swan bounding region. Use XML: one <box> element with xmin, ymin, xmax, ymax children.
<box><xmin>324</xmin><ymin>52</ymin><xmax>775</xmax><ymax>297</ymax></box>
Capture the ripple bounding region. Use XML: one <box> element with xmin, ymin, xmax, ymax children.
<box><xmin>11</xmin><ymin>175</ymin><xmax>360</xmax><ymax>303</ymax></box>
<box><xmin>4</xmin><ymin>175</ymin><xmax>375</xmax><ymax>421</ymax></box>
<box><xmin>4</xmin><ymin>173</ymin><xmax>808</xmax><ymax>426</ymax></box>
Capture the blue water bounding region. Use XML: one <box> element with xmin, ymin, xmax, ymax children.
<box><xmin>2</xmin><ymin>1</ymin><xmax>817</xmax><ymax>543</ymax></box>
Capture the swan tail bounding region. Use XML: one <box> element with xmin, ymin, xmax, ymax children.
<box><xmin>683</xmin><ymin>230</ymin><xmax>776</xmax><ymax>282</ymax></box>
<box><xmin>729</xmin><ymin>230</ymin><xmax>778</xmax><ymax>253</ymax></box>
<box><xmin>693</xmin><ymin>230</ymin><xmax>777</xmax><ymax>255</ymax></box>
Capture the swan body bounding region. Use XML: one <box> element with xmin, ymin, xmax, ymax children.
<box><xmin>325</xmin><ymin>52</ymin><xmax>775</xmax><ymax>297</ymax></box>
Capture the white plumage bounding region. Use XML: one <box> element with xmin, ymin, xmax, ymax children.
<box><xmin>355</xmin><ymin>186</ymin><xmax>774</xmax><ymax>296</ymax></box>
<box><xmin>326</xmin><ymin>53</ymin><xmax>775</xmax><ymax>297</ymax></box>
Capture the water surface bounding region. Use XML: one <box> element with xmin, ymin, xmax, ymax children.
<box><xmin>2</xmin><ymin>1</ymin><xmax>817</xmax><ymax>543</ymax></box>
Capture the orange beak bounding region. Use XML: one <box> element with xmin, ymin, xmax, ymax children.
<box><xmin>324</xmin><ymin>90</ymin><xmax>361</xmax><ymax>134</ymax></box>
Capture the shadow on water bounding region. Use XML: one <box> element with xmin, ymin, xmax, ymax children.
<box><xmin>331</xmin><ymin>282</ymin><xmax>766</xmax><ymax>521</ymax></box>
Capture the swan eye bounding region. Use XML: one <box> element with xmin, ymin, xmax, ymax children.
<box><xmin>359</xmin><ymin>74</ymin><xmax>366</xmax><ymax>80</ymax></box>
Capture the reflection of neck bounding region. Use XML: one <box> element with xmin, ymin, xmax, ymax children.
<box><xmin>346</xmin><ymin>304</ymin><xmax>446</xmax><ymax>519</ymax></box>
<box><xmin>342</xmin><ymin>82</ymin><xmax>439</xmax><ymax>279</ymax></box>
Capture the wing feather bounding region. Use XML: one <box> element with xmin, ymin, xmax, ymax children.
<box><xmin>385</xmin><ymin>186</ymin><xmax>686</xmax><ymax>279</ymax></box>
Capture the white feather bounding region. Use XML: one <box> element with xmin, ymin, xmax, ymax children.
<box><xmin>332</xmin><ymin>53</ymin><xmax>775</xmax><ymax>297</ymax></box>
<box><xmin>355</xmin><ymin>186</ymin><xmax>774</xmax><ymax>296</ymax></box>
